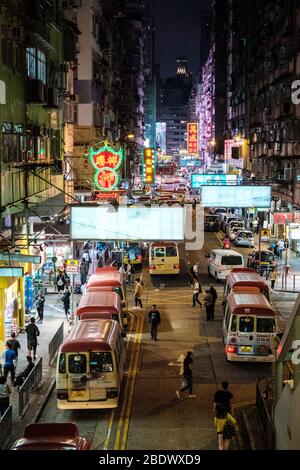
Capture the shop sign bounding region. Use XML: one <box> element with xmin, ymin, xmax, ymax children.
<box><xmin>87</xmin><ymin>143</ymin><xmax>124</xmax><ymax>192</ymax></box>
<box><xmin>260</xmin><ymin>229</ymin><xmax>270</xmax><ymax>241</ymax></box>
<box><xmin>0</xmin><ymin>267</ymin><xmax>23</xmax><ymax>277</ymax></box>
<box><xmin>187</xmin><ymin>123</ymin><xmax>198</xmax><ymax>155</ymax></box>
<box><xmin>0</xmin><ymin>253</ymin><xmax>41</xmax><ymax>264</ymax></box>
<box><xmin>143</xmin><ymin>147</ymin><xmax>156</xmax><ymax>185</ymax></box>
<box><xmin>273</xmin><ymin>213</ymin><xmax>293</xmax><ymax>225</ymax></box>
<box><xmin>66</xmin><ymin>259</ymin><xmax>79</xmax><ymax>273</ymax></box>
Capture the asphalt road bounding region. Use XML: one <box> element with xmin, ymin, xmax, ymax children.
<box><xmin>38</xmin><ymin>231</ymin><xmax>297</xmax><ymax>450</ymax></box>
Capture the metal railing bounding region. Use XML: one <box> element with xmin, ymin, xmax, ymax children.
<box><xmin>0</xmin><ymin>405</ymin><xmax>12</xmax><ymax>449</ymax></box>
<box><xmin>48</xmin><ymin>322</ymin><xmax>64</xmax><ymax>365</ymax></box>
<box><xmin>256</xmin><ymin>376</ymin><xmax>276</xmax><ymax>449</ymax></box>
<box><xmin>19</xmin><ymin>357</ymin><xmax>43</xmax><ymax>417</ymax></box>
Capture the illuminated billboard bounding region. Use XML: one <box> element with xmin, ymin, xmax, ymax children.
<box><xmin>201</xmin><ymin>185</ymin><xmax>271</xmax><ymax>208</ymax></box>
<box><xmin>191</xmin><ymin>174</ymin><xmax>240</xmax><ymax>188</ymax></box>
<box><xmin>87</xmin><ymin>143</ymin><xmax>124</xmax><ymax>192</ymax></box>
<box><xmin>71</xmin><ymin>206</ymin><xmax>185</xmax><ymax>241</ymax></box>
<box><xmin>187</xmin><ymin>123</ymin><xmax>199</xmax><ymax>155</ymax></box>
<box><xmin>143</xmin><ymin>147</ymin><xmax>156</xmax><ymax>185</ymax></box>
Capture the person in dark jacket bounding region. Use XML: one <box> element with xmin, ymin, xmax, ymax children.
<box><xmin>148</xmin><ymin>304</ymin><xmax>161</xmax><ymax>341</ymax></box>
<box><xmin>25</xmin><ymin>317</ymin><xmax>40</xmax><ymax>360</ymax></box>
<box><xmin>209</xmin><ymin>284</ymin><xmax>218</xmax><ymax>320</ymax></box>
<box><xmin>7</xmin><ymin>332</ymin><xmax>20</xmax><ymax>361</ymax></box>
<box><xmin>13</xmin><ymin>356</ymin><xmax>34</xmax><ymax>388</ymax></box>
<box><xmin>35</xmin><ymin>291</ymin><xmax>45</xmax><ymax>322</ymax></box>
<box><xmin>214</xmin><ymin>381</ymin><xmax>234</xmax><ymax>412</ymax></box>
<box><xmin>176</xmin><ymin>351</ymin><xmax>196</xmax><ymax>399</ymax></box>
<box><xmin>61</xmin><ymin>287</ymin><xmax>71</xmax><ymax>317</ymax></box>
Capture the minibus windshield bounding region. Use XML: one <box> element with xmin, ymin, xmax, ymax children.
<box><xmin>166</xmin><ymin>247</ymin><xmax>177</xmax><ymax>257</ymax></box>
<box><xmin>90</xmin><ymin>352</ymin><xmax>113</xmax><ymax>373</ymax></box>
<box><xmin>257</xmin><ymin>317</ymin><xmax>276</xmax><ymax>333</ymax></box>
<box><xmin>221</xmin><ymin>256</ymin><xmax>243</xmax><ymax>265</ymax></box>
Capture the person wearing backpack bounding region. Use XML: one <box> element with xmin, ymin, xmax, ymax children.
<box><xmin>214</xmin><ymin>403</ymin><xmax>237</xmax><ymax>450</ymax></box>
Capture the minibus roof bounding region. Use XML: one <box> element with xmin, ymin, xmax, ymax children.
<box><xmin>150</xmin><ymin>242</ymin><xmax>178</xmax><ymax>247</ymax></box>
<box><xmin>232</xmin><ymin>286</ymin><xmax>261</xmax><ymax>294</ymax></box>
<box><xmin>86</xmin><ymin>271</ymin><xmax>123</xmax><ymax>289</ymax></box>
<box><xmin>76</xmin><ymin>291</ymin><xmax>121</xmax><ymax>318</ymax></box>
<box><xmin>61</xmin><ymin>319</ymin><xmax>120</xmax><ymax>352</ymax></box>
<box><xmin>226</xmin><ymin>271</ymin><xmax>269</xmax><ymax>289</ymax></box>
<box><xmin>227</xmin><ymin>292</ymin><xmax>275</xmax><ymax>316</ymax></box>
<box><xmin>95</xmin><ymin>267</ymin><xmax>118</xmax><ymax>274</ymax></box>
<box><xmin>80</xmin><ymin>312</ymin><xmax>117</xmax><ymax>320</ymax></box>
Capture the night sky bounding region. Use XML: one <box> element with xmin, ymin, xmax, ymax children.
<box><xmin>150</xmin><ymin>0</ymin><xmax>211</xmax><ymax>78</ymax></box>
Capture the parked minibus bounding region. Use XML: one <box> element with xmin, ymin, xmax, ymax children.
<box><xmin>76</xmin><ymin>291</ymin><xmax>124</xmax><ymax>330</ymax></box>
<box><xmin>56</xmin><ymin>319</ymin><xmax>125</xmax><ymax>409</ymax></box>
<box><xmin>224</xmin><ymin>269</ymin><xmax>270</xmax><ymax>300</ymax></box>
<box><xmin>86</xmin><ymin>269</ymin><xmax>128</xmax><ymax>326</ymax></box>
<box><xmin>223</xmin><ymin>292</ymin><xmax>278</xmax><ymax>362</ymax></box>
<box><xmin>149</xmin><ymin>242</ymin><xmax>180</xmax><ymax>275</ymax></box>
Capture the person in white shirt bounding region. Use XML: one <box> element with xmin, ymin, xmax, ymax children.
<box><xmin>193</xmin><ymin>263</ymin><xmax>199</xmax><ymax>275</ymax></box>
<box><xmin>126</xmin><ymin>263</ymin><xmax>132</xmax><ymax>285</ymax></box>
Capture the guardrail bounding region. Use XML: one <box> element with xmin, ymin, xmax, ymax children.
<box><xmin>256</xmin><ymin>376</ymin><xmax>275</xmax><ymax>449</ymax></box>
<box><xmin>0</xmin><ymin>405</ymin><xmax>13</xmax><ymax>449</ymax></box>
<box><xmin>19</xmin><ymin>357</ymin><xmax>43</xmax><ymax>417</ymax></box>
<box><xmin>48</xmin><ymin>322</ymin><xmax>64</xmax><ymax>365</ymax></box>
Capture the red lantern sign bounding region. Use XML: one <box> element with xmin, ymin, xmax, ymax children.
<box><xmin>87</xmin><ymin>143</ymin><xmax>124</xmax><ymax>192</ymax></box>
<box><xmin>187</xmin><ymin>123</ymin><xmax>199</xmax><ymax>155</ymax></box>
<box><xmin>95</xmin><ymin>168</ymin><xmax>118</xmax><ymax>191</ymax></box>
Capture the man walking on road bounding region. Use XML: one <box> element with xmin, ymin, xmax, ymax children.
<box><xmin>61</xmin><ymin>286</ymin><xmax>71</xmax><ymax>317</ymax></box>
<box><xmin>209</xmin><ymin>284</ymin><xmax>218</xmax><ymax>320</ymax></box>
<box><xmin>192</xmin><ymin>279</ymin><xmax>202</xmax><ymax>307</ymax></box>
<box><xmin>176</xmin><ymin>351</ymin><xmax>196</xmax><ymax>399</ymax></box>
<box><xmin>2</xmin><ymin>342</ymin><xmax>16</xmax><ymax>383</ymax></box>
<box><xmin>148</xmin><ymin>304</ymin><xmax>161</xmax><ymax>341</ymax></box>
<box><xmin>214</xmin><ymin>381</ymin><xmax>234</xmax><ymax>412</ymax></box>
<box><xmin>25</xmin><ymin>317</ymin><xmax>40</xmax><ymax>360</ymax></box>
<box><xmin>134</xmin><ymin>278</ymin><xmax>143</xmax><ymax>309</ymax></box>
<box><xmin>35</xmin><ymin>290</ymin><xmax>45</xmax><ymax>323</ymax></box>
<box><xmin>204</xmin><ymin>289</ymin><xmax>214</xmax><ymax>321</ymax></box>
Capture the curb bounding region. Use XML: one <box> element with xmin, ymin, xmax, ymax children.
<box><xmin>32</xmin><ymin>378</ymin><xmax>56</xmax><ymax>423</ymax></box>
<box><xmin>241</xmin><ymin>409</ymin><xmax>256</xmax><ymax>450</ymax></box>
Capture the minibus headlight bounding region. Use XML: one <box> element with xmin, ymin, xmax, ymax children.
<box><xmin>57</xmin><ymin>389</ymin><xmax>68</xmax><ymax>400</ymax></box>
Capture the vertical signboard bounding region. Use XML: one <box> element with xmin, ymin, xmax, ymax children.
<box><xmin>143</xmin><ymin>147</ymin><xmax>156</xmax><ymax>185</ymax></box>
<box><xmin>87</xmin><ymin>143</ymin><xmax>124</xmax><ymax>192</ymax></box>
<box><xmin>187</xmin><ymin>123</ymin><xmax>199</xmax><ymax>155</ymax></box>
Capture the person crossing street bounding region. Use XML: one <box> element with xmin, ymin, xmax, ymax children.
<box><xmin>148</xmin><ymin>304</ymin><xmax>161</xmax><ymax>341</ymax></box>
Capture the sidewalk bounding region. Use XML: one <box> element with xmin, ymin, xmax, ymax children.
<box><xmin>3</xmin><ymin>293</ymin><xmax>71</xmax><ymax>448</ymax></box>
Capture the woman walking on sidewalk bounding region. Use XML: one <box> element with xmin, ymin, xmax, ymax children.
<box><xmin>214</xmin><ymin>403</ymin><xmax>237</xmax><ymax>450</ymax></box>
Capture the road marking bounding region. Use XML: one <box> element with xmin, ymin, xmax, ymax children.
<box><xmin>47</xmin><ymin>304</ymin><xmax>64</xmax><ymax>313</ymax></box>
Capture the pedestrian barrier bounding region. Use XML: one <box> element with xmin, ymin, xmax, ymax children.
<box><xmin>256</xmin><ymin>376</ymin><xmax>275</xmax><ymax>449</ymax></box>
<box><xmin>18</xmin><ymin>357</ymin><xmax>43</xmax><ymax>417</ymax></box>
<box><xmin>0</xmin><ymin>405</ymin><xmax>13</xmax><ymax>449</ymax></box>
<box><xmin>48</xmin><ymin>322</ymin><xmax>64</xmax><ymax>365</ymax></box>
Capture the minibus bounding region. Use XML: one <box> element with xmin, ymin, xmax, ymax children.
<box><xmin>56</xmin><ymin>319</ymin><xmax>125</xmax><ymax>409</ymax></box>
<box><xmin>224</xmin><ymin>269</ymin><xmax>270</xmax><ymax>300</ymax></box>
<box><xmin>223</xmin><ymin>292</ymin><xmax>278</xmax><ymax>362</ymax></box>
<box><xmin>76</xmin><ymin>291</ymin><xmax>124</xmax><ymax>330</ymax></box>
<box><xmin>149</xmin><ymin>242</ymin><xmax>180</xmax><ymax>275</ymax></box>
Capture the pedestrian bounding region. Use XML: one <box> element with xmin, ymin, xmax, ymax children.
<box><xmin>0</xmin><ymin>376</ymin><xmax>11</xmax><ymax>417</ymax></box>
<box><xmin>192</xmin><ymin>199</ymin><xmax>197</xmax><ymax>210</ymax></box>
<box><xmin>7</xmin><ymin>332</ymin><xmax>21</xmax><ymax>362</ymax></box>
<box><xmin>119</xmin><ymin>264</ymin><xmax>126</xmax><ymax>280</ymax></box>
<box><xmin>192</xmin><ymin>279</ymin><xmax>202</xmax><ymax>307</ymax></box>
<box><xmin>134</xmin><ymin>278</ymin><xmax>143</xmax><ymax>308</ymax></box>
<box><xmin>56</xmin><ymin>270</ymin><xmax>66</xmax><ymax>296</ymax></box>
<box><xmin>204</xmin><ymin>289</ymin><xmax>214</xmax><ymax>321</ymax></box>
<box><xmin>209</xmin><ymin>284</ymin><xmax>218</xmax><ymax>320</ymax></box>
<box><xmin>193</xmin><ymin>263</ymin><xmax>199</xmax><ymax>277</ymax></box>
<box><xmin>25</xmin><ymin>317</ymin><xmax>40</xmax><ymax>360</ymax></box>
<box><xmin>148</xmin><ymin>304</ymin><xmax>161</xmax><ymax>341</ymax></box>
<box><xmin>214</xmin><ymin>381</ymin><xmax>234</xmax><ymax>413</ymax></box>
<box><xmin>80</xmin><ymin>260</ymin><xmax>87</xmax><ymax>285</ymax></box>
<box><xmin>62</xmin><ymin>286</ymin><xmax>71</xmax><ymax>317</ymax></box>
<box><xmin>2</xmin><ymin>342</ymin><xmax>16</xmax><ymax>383</ymax></box>
<box><xmin>176</xmin><ymin>351</ymin><xmax>196</xmax><ymax>399</ymax></box>
<box><xmin>126</xmin><ymin>262</ymin><xmax>133</xmax><ymax>286</ymax></box>
<box><xmin>214</xmin><ymin>403</ymin><xmax>237</xmax><ymax>450</ymax></box>
<box><xmin>13</xmin><ymin>356</ymin><xmax>34</xmax><ymax>388</ymax></box>
<box><xmin>269</xmin><ymin>269</ymin><xmax>278</xmax><ymax>290</ymax></box>
<box><xmin>35</xmin><ymin>290</ymin><xmax>45</xmax><ymax>323</ymax></box>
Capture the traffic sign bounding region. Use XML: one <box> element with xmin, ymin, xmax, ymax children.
<box><xmin>260</xmin><ymin>229</ymin><xmax>270</xmax><ymax>242</ymax></box>
<box><xmin>66</xmin><ymin>259</ymin><xmax>79</xmax><ymax>273</ymax></box>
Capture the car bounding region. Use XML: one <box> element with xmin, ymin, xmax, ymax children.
<box><xmin>247</xmin><ymin>250</ymin><xmax>276</xmax><ymax>273</ymax></box>
<box><xmin>226</xmin><ymin>220</ymin><xmax>245</xmax><ymax>236</ymax></box>
<box><xmin>234</xmin><ymin>230</ymin><xmax>255</xmax><ymax>247</ymax></box>
<box><xmin>228</xmin><ymin>226</ymin><xmax>243</xmax><ymax>241</ymax></box>
<box><xmin>204</xmin><ymin>214</ymin><xmax>221</xmax><ymax>232</ymax></box>
<box><xmin>206</xmin><ymin>249</ymin><xmax>244</xmax><ymax>281</ymax></box>
<box><xmin>223</xmin><ymin>215</ymin><xmax>244</xmax><ymax>232</ymax></box>
<box><xmin>11</xmin><ymin>423</ymin><xmax>91</xmax><ymax>450</ymax></box>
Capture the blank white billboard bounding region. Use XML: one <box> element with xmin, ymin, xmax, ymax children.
<box><xmin>201</xmin><ymin>185</ymin><xmax>271</xmax><ymax>208</ymax></box>
<box><xmin>71</xmin><ymin>206</ymin><xmax>185</xmax><ymax>241</ymax></box>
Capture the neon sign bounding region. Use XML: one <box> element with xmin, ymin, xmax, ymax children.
<box><xmin>187</xmin><ymin>123</ymin><xmax>199</xmax><ymax>155</ymax></box>
<box><xmin>88</xmin><ymin>144</ymin><xmax>123</xmax><ymax>191</ymax></box>
<box><xmin>143</xmin><ymin>147</ymin><xmax>156</xmax><ymax>184</ymax></box>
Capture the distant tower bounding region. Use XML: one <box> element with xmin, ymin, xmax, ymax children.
<box><xmin>176</xmin><ymin>57</ymin><xmax>188</xmax><ymax>76</ymax></box>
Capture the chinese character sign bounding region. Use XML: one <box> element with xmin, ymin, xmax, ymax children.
<box><xmin>143</xmin><ymin>148</ymin><xmax>156</xmax><ymax>184</ymax></box>
<box><xmin>88</xmin><ymin>144</ymin><xmax>123</xmax><ymax>191</ymax></box>
<box><xmin>187</xmin><ymin>123</ymin><xmax>199</xmax><ymax>155</ymax></box>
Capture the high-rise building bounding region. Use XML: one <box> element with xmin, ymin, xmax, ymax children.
<box><xmin>176</xmin><ymin>57</ymin><xmax>188</xmax><ymax>76</ymax></box>
<box><xmin>200</xmin><ymin>11</ymin><xmax>212</xmax><ymax>69</ymax></box>
<box><xmin>144</xmin><ymin>3</ymin><xmax>157</xmax><ymax>148</ymax></box>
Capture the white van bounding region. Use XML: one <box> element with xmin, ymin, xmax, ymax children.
<box><xmin>206</xmin><ymin>249</ymin><xmax>244</xmax><ymax>281</ymax></box>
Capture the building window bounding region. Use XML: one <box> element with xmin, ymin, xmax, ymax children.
<box><xmin>2</xmin><ymin>39</ymin><xmax>14</xmax><ymax>67</ymax></box>
<box><xmin>26</xmin><ymin>48</ymin><xmax>46</xmax><ymax>84</ymax></box>
<box><xmin>2</xmin><ymin>134</ymin><xmax>21</xmax><ymax>163</ymax></box>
